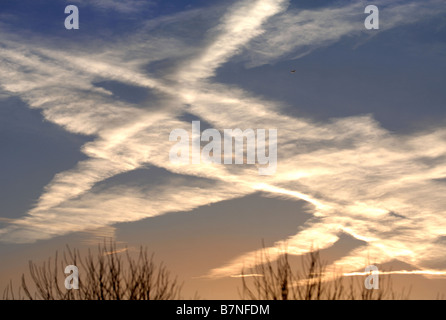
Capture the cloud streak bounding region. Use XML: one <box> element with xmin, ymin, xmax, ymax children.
<box><xmin>0</xmin><ymin>0</ymin><xmax>446</xmax><ymax>283</ymax></box>
<box><xmin>242</xmin><ymin>0</ymin><xmax>446</xmax><ymax>67</ymax></box>
<box><xmin>68</xmin><ymin>0</ymin><xmax>155</xmax><ymax>13</ymax></box>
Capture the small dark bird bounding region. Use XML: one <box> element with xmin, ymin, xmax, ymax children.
<box><xmin>290</xmin><ymin>69</ymin><xmax>296</xmax><ymax>73</ymax></box>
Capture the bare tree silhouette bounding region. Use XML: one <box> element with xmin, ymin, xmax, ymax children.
<box><xmin>3</xmin><ymin>241</ymin><xmax>413</xmax><ymax>300</ymax></box>
<box><xmin>239</xmin><ymin>244</ymin><xmax>411</xmax><ymax>300</ymax></box>
<box><xmin>3</xmin><ymin>241</ymin><xmax>182</xmax><ymax>300</ymax></box>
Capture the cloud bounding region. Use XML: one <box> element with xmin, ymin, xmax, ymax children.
<box><xmin>176</xmin><ymin>0</ymin><xmax>289</xmax><ymax>81</ymax></box>
<box><xmin>0</xmin><ymin>0</ymin><xmax>446</xmax><ymax>283</ymax></box>
<box><xmin>344</xmin><ymin>270</ymin><xmax>446</xmax><ymax>277</ymax></box>
<box><xmin>241</xmin><ymin>0</ymin><xmax>446</xmax><ymax>67</ymax></box>
<box><xmin>68</xmin><ymin>0</ymin><xmax>155</xmax><ymax>13</ymax></box>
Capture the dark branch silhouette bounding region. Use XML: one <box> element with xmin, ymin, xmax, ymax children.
<box><xmin>239</xmin><ymin>243</ymin><xmax>411</xmax><ymax>300</ymax></box>
<box><xmin>3</xmin><ymin>240</ymin><xmax>182</xmax><ymax>300</ymax></box>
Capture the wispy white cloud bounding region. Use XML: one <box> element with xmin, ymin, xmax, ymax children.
<box><xmin>68</xmin><ymin>0</ymin><xmax>155</xmax><ymax>13</ymax></box>
<box><xmin>176</xmin><ymin>0</ymin><xmax>289</xmax><ymax>81</ymax></box>
<box><xmin>0</xmin><ymin>0</ymin><xmax>446</xmax><ymax>283</ymax></box>
<box><xmin>242</xmin><ymin>0</ymin><xmax>446</xmax><ymax>67</ymax></box>
<box><xmin>343</xmin><ymin>269</ymin><xmax>446</xmax><ymax>277</ymax></box>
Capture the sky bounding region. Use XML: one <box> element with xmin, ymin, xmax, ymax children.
<box><xmin>1</xmin><ymin>0</ymin><xmax>446</xmax><ymax>299</ymax></box>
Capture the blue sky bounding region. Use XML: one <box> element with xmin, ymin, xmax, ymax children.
<box><xmin>1</xmin><ymin>0</ymin><xmax>446</xmax><ymax>298</ymax></box>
